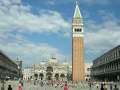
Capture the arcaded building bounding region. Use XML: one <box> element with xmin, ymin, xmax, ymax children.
<box><xmin>72</xmin><ymin>3</ymin><xmax>85</xmax><ymax>81</ymax></box>
<box><xmin>0</xmin><ymin>51</ymin><xmax>19</xmax><ymax>79</ymax></box>
<box><xmin>91</xmin><ymin>45</ymin><xmax>120</xmax><ymax>81</ymax></box>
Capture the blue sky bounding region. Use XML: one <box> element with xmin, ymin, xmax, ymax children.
<box><xmin>0</xmin><ymin>0</ymin><xmax>120</xmax><ymax>67</ymax></box>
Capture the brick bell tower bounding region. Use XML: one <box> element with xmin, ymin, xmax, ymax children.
<box><xmin>72</xmin><ymin>2</ymin><xmax>85</xmax><ymax>81</ymax></box>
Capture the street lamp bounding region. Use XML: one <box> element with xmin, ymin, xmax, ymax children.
<box><xmin>117</xmin><ymin>75</ymin><xmax>119</xmax><ymax>82</ymax></box>
<box><xmin>18</xmin><ymin>66</ymin><xmax>20</xmax><ymax>79</ymax></box>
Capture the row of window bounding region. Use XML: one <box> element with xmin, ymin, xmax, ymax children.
<box><xmin>0</xmin><ymin>54</ymin><xmax>18</xmax><ymax>72</ymax></box>
<box><xmin>92</xmin><ymin>61</ymin><xmax>120</xmax><ymax>75</ymax></box>
<box><xmin>74</xmin><ymin>28</ymin><xmax>82</xmax><ymax>32</ymax></box>
<box><xmin>93</xmin><ymin>47</ymin><xmax>120</xmax><ymax>67</ymax></box>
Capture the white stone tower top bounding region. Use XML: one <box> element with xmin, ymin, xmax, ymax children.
<box><xmin>73</xmin><ymin>1</ymin><xmax>82</xmax><ymax>19</ymax></box>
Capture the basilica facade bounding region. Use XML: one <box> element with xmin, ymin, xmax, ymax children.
<box><xmin>23</xmin><ymin>58</ymin><xmax>72</xmax><ymax>81</ymax></box>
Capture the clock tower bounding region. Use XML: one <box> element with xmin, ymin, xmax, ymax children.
<box><xmin>72</xmin><ymin>2</ymin><xmax>85</xmax><ymax>81</ymax></box>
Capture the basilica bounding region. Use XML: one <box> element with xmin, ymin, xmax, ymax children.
<box><xmin>23</xmin><ymin>57</ymin><xmax>72</xmax><ymax>81</ymax></box>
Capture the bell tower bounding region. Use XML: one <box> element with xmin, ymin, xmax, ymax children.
<box><xmin>72</xmin><ymin>2</ymin><xmax>85</xmax><ymax>81</ymax></box>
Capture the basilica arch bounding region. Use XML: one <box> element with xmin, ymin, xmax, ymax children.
<box><xmin>60</xmin><ymin>73</ymin><xmax>65</xmax><ymax>78</ymax></box>
<box><xmin>39</xmin><ymin>73</ymin><xmax>44</xmax><ymax>80</ymax></box>
<box><xmin>46</xmin><ymin>72</ymin><xmax>52</xmax><ymax>80</ymax></box>
<box><xmin>34</xmin><ymin>73</ymin><xmax>38</xmax><ymax>79</ymax></box>
<box><xmin>55</xmin><ymin>73</ymin><xmax>59</xmax><ymax>80</ymax></box>
<box><xmin>46</xmin><ymin>66</ymin><xmax>53</xmax><ymax>72</ymax></box>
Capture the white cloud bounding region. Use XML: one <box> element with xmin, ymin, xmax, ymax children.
<box><xmin>0</xmin><ymin>0</ymin><xmax>70</xmax><ymax>67</ymax></box>
<box><xmin>85</xmin><ymin>14</ymin><xmax>120</xmax><ymax>60</ymax></box>
<box><xmin>46</xmin><ymin>0</ymin><xmax>112</xmax><ymax>5</ymax></box>
<box><xmin>0</xmin><ymin>37</ymin><xmax>66</xmax><ymax>66</ymax></box>
<box><xmin>47</xmin><ymin>0</ymin><xmax>55</xmax><ymax>5</ymax></box>
<box><xmin>82</xmin><ymin>0</ymin><xmax>110</xmax><ymax>5</ymax></box>
<box><xmin>0</xmin><ymin>0</ymin><xmax>119</xmax><ymax>65</ymax></box>
<box><xmin>0</xmin><ymin>0</ymin><xmax>70</xmax><ymax>36</ymax></box>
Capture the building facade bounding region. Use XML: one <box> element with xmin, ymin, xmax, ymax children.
<box><xmin>15</xmin><ymin>57</ymin><xmax>23</xmax><ymax>78</ymax></box>
<box><xmin>23</xmin><ymin>58</ymin><xmax>71</xmax><ymax>81</ymax></box>
<box><xmin>91</xmin><ymin>45</ymin><xmax>120</xmax><ymax>81</ymax></box>
<box><xmin>0</xmin><ymin>51</ymin><xmax>19</xmax><ymax>79</ymax></box>
<box><xmin>23</xmin><ymin>67</ymin><xmax>33</xmax><ymax>80</ymax></box>
<box><xmin>85</xmin><ymin>63</ymin><xmax>92</xmax><ymax>81</ymax></box>
<box><xmin>72</xmin><ymin>2</ymin><xmax>85</xmax><ymax>81</ymax></box>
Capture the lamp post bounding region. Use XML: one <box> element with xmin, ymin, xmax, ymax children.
<box><xmin>117</xmin><ymin>75</ymin><xmax>119</xmax><ymax>82</ymax></box>
<box><xmin>18</xmin><ymin>66</ymin><xmax>20</xmax><ymax>79</ymax></box>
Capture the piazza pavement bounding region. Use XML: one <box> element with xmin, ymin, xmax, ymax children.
<box><xmin>0</xmin><ymin>80</ymin><xmax>120</xmax><ymax>90</ymax></box>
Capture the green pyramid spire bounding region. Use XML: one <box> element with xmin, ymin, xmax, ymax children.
<box><xmin>73</xmin><ymin>2</ymin><xmax>82</xmax><ymax>18</ymax></box>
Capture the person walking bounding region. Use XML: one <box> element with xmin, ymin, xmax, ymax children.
<box><xmin>114</xmin><ymin>85</ymin><xmax>119</xmax><ymax>90</ymax></box>
<box><xmin>8</xmin><ymin>85</ymin><xmax>12</xmax><ymax>90</ymax></box>
<box><xmin>18</xmin><ymin>81</ymin><xmax>23</xmax><ymax>90</ymax></box>
<box><xmin>96</xmin><ymin>83</ymin><xmax>99</xmax><ymax>89</ymax></box>
<box><xmin>110</xmin><ymin>83</ymin><xmax>113</xmax><ymax>90</ymax></box>
<box><xmin>64</xmin><ymin>83</ymin><xmax>69</xmax><ymax>90</ymax></box>
<box><xmin>100</xmin><ymin>83</ymin><xmax>104</xmax><ymax>90</ymax></box>
<box><xmin>89</xmin><ymin>82</ymin><xmax>92</xmax><ymax>90</ymax></box>
<box><xmin>104</xmin><ymin>84</ymin><xmax>107</xmax><ymax>90</ymax></box>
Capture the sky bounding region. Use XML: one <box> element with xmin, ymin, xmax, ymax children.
<box><xmin>0</xmin><ymin>0</ymin><xmax>120</xmax><ymax>67</ymax></box>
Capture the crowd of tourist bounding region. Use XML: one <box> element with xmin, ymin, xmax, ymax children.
<box><xmin>26</xmin><ymin>79</ymin><xmax>120</xmax><ymax>90</ymax></box>
<box><xmin>0</xmin><ymin>79</ymin><xmax>120</xmax><ymax>90</ymax></box>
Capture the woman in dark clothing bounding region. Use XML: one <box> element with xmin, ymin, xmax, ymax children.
<box><xmin>110</xmin><ymin>84</ymin><xmax>113</xmax><ymax>90</ymax></box>
<box><xmin>100</xmin><ymin>83</ymin><xmax>104</xmax><ymax>90</ymax></box>
<box><xmin>8</xmin><ymin>85</ymin><xmax>12</xmax><ymax>90</ymax></box>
